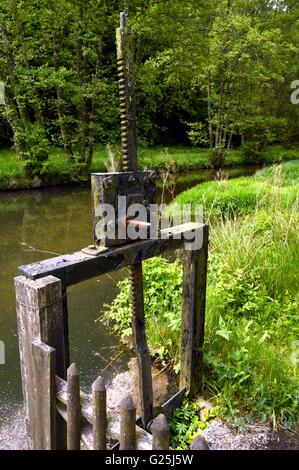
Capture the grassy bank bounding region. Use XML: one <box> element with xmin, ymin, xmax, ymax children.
<box><xmin>102</xmin><ymin>161</ymin><xmax>299</xmax><ymax>431</ymax></box>
<box><xmin>1</xmin><ymin>145</ymin><xmax>299</xmax><ymax>190</ymax></box>
<box><xmin>173</xmin><ymin>160</ymin><xmax>299</xmax><ymax>218</ymax></box>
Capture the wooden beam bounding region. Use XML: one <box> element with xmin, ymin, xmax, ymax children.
<box><xmin>180</xmin><ymin>224</ymin><xmax>209</xmax><ymax>396</ymax></box>
<box><xmin>119</xmin><ymin>395</ymin><xmax>136</xmax><ymax>450</ymax></box>
<box><xmin>18</xmin><ymin>223</ymin><xmax>206</xmax><ymax>287</ymax></box>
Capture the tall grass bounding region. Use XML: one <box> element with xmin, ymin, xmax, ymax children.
<box><xmin>102</xmin><ymin>162</ymin><xmax>299</xmax><ymax>427</ymax></box>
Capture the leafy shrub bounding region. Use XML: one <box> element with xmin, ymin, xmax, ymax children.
<box><xmin>187</xmin><ymin>122</ymin><xmax>208</xmax><ymax>147</ymax></box>
<box><xmin>102</xmin><ymin>257</ymin><xmax>183</xmax><ymax>371</ymax></box>
<box><xmin>241</xmin><ymin>141</ymin><xmax>263</xmax><ymax>162</ymax></box>
<box><xmin>20</xmin><ymin>123</ymin><xmax>50</xmax><ymax>177</ymax></box>
<box><xmin>169</xmin><ymin>398</ymin><xmax>220</xmax><ymax>449</ymax></box>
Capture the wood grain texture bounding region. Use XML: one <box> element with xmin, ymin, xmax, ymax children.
<box><xmin>92</xmin><ymin>376</ymin><xmax>107</xmax><ymax>450</ymax></box>
<box><xmin>67</xmin><ymin>363</ymin><xmax>81</xmax><ymax>450</ymax></box>
<box><xmin>31</xmin><ymin>341</ymin><xmax>56</xmax><ymax>450</ymax></box>
<box><xmin>119</xmin><ymin>395</ymin><xmax>136</xmax><ymax>450</ymax></box>
<box><xmin>152</xmin><ymin>414</ymin><xmax>170</xmax><ymax>450</ymax></box>
<box><xmin>18</xmin><ymin>223</ymin><xmax>207</xmax><ymax>287</ymax></box>
<box><xmin>180</xmin><ymin>224</ymin><xmax>209</xmax><ymax>396</ymax></box>
<box><xmin>15</xmin><ymin>275</ymin><xmax>67</xmax><ymax>449</ymax></box>
<box><xmin>130</xmin><ymin>262</ymin><xmax>153</xmax><ymax>428</ymax></box>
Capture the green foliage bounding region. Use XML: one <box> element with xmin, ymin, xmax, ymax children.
<box><xmin>187</xmin><ymin>122</ymin><xmax>208</xmax><ymax>147</ymax></box>
<box><xmin>1</xmin><ymin>0</ymin><xmax>299</xmax><ymax>177</ymax></box>
<box><xmin>241</xmin><ymin>142</ymin><xmax>264</xmax><ymax>163</ymax></box>
<box><xmin>20</xmin><ymin>123</ymin><xmax>50</xmax><ymax>177</ymax></box>
<box><xmin>2</xmin><ymin>145</ymin><xmax>297</xmax><ymax>190</ymax></box>
<box><xmin>103</xmin><ymin>162</ymin><xmax>299</xmax><ymax>427</ymax></box>
<box><xmin>101</xmin><ymin>257</ymin><xmax>183</xmax><ymax>370</ymax></box>
<box><xmin>169</xmin><ymin>398</ymin><xmax>220</xmax><ymax>449</ymax></box>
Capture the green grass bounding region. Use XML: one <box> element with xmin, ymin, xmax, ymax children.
<box><xmin>0</xmin><ymin>144</ymin><xmax>298</xmax><ymax>190</ymax></box>
<box><xmin>102</xmin><ymin>161</ymin><xmax>299</xmax><ymax>428</ymax></box>
<box><xmin>173</xmin><ymin>160</ymin><xmax>299</xmax><ymax>219</ymax></box>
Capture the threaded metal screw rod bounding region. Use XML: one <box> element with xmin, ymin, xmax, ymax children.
<box><xmin>116</xmin><ymin>12</ymin><xmax>153</xmax><ymax>428</ymax></box>
<box><xmin>116</xmin><ymin>12</ymin><xmax>137</xmax><ymax>172</ymax></box>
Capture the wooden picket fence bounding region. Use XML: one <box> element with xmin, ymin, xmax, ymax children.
<box><xmin>33</xmin><ymin>341</ymin><xmax>170</xmax><ymax>450</ymax></box>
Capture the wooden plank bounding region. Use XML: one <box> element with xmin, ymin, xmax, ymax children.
<box><xmin>131</xmin><ymin>262</ymin><xmax>153</xmax><ymax>428</ymax></box>
<box><xmin>31</xmin><ymin>341</ymin><xmax>56</xmax><ymax>450</ymax></box>
<box><xmin>161</xmin><ymin>387</ymin><xmax>186</xmax><ymax>420</ymax></box>
<box><xmin>119</xmin><ymin>395</ymin><xmax>136</xmax><ymax>450</ymax></box>
<box><xmin>62</xmin><ymin>285</ymin><xmax>70</xmax><ymax>368</ymax></box>
<box><xmin>152</xmin><ymin>414</ymin><xmax>170</xmax><ymax>450</ymax></box>
<box><xmin>180</xmin><ymin>224</ymin><xmax>209</xmax><ymax>396</ymax></box>
<box><xmin>18</xmin><ymin>223</ymin><xmax>206</xmax><ymax>287</ymax></box>
<box><xmin>67</xmin><ymin>364</ymin><xmax>81</xmax><ymax>450</ymax></box>
<box><xmin>92</xmin><ymin>376</ymin><xmax>107</xmax><ymax>450</ymax></box>
<box><xmin>15</xmin><ymin>275</ymin><xmax>67</xmax><ymax>449</ymax></box>
<box><xmin>190</xmin><ymin>435</ymin><xmax>210</xmax><ymax>450</ymax></box>
<box><xmin>56</xmin><ymin>376</ymin><xmax>152</xmax><ymax>450</ymax></box>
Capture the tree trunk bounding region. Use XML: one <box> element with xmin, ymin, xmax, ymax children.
<box><xmin>52</xmin><ymin>37</ymin><xmax>74</xmax><ymax>162</ymax></box>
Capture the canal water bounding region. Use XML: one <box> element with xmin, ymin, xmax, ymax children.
<box><xmin>0</xmin><ymin>165</ymin><xmax>262</xmax><ymax>431</ymax></box>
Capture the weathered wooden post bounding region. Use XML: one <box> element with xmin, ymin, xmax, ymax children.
<box><xmin>151</xmin><ymin>414</ymin><xmax>170</xmax><ymax>450</ymax></box>
<box><xmin>92</xmin><ymin>376</ymin><xmax>107</xmax><ymax>450</ymax></box>
<box><xmin>15</xmin><ymin>275</ymin><xmax>68</xmax><ymax>449</ymax></box>
<box><xmin>31</xmin><ymin>341</ymin><xmax>56</xmax><ymax>449</ymax></box>
<box><xmin>180</xmin><ymin>224</ymin><xmax>209</xmax><ymax>396</ymax></box>
<box><xmin>67</xmin><ymin>363</ymin><xmax>81</xmax><ymax>450</ymax></box>
<box><xmin>119</xmin><ymin>394</ymin><xmax>136</xmax><ymax>450</ymax></box>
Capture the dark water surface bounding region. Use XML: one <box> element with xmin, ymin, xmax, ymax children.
<box><xmin>0</xmin><ymin>165</ymin><xmax>263</xmax><ymax>427</ymax></box>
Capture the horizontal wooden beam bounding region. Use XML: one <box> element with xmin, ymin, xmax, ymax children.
<box><xmin>18</xmin><ymin>223</ymin><xmax>206</xmax><ymax>287</ymax></box>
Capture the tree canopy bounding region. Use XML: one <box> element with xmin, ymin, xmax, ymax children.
<box><xmin>0</xmin><ymin>0</ymin><xmax>298</xmax><ymax>175</ymax></box>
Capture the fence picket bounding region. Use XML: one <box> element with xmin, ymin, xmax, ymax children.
<box><xmin>151</xmin><ymin>414</ymin><xmax>170</xmax><ymax>450</ymax></box>
<box><xmin>119</xmin><ymin>394</ymin><xmax>136</xmax><ymax>450</ymax></box>
<box><xmin>67</xmin><ymin>363</ymin><xmax>81</xmax><ymax>450</ymax></box>
<box><xmin>92</xmin><ymin>376</ymin><xmax>107</xmax><ymax>450</ymax></box>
